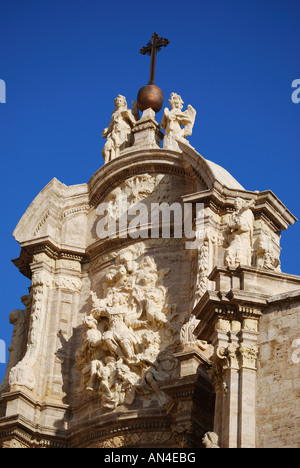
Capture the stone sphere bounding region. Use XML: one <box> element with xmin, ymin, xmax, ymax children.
<box><xmin>137</xmin><ymin>84</ymin><xmax>164</xmax><ymax>113</ymax></box>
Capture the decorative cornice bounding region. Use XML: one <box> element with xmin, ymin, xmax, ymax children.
<box><xmin>12</xmin><ymin>239</ymin><xmax>88</xmax><ymax>279</ymax></box>
<box><xmin>88</xmin><ymin>149</ymin><xmax>209</xmax><ymax>207</ymax></box>
<box><xmin>183</xmin><ymin>187</ymin><xmax>297</xmax><ymax>232</ymax></box>
<box><xmin>192</xmin><ymin>288</ymin><xmax>266</xmax><ymax>341</ymax></box>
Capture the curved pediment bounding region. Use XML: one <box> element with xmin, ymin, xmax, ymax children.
<box><xmin>13</xmin><ymin>178</ymin><xmax>89</xmax><ymax>250</ymax></box>
<box><xmin>88</xmin><ymin>145</ymin><xmax>244</xmax><ymax>208</ymax></box>
<box><xmin>12</xmin><ymin>145</ymin><xmax>245</xmax><ymax>252</ymax></box>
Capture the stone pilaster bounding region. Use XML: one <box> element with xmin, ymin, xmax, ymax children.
<box><xmin>194</xmin><ymin>269</ymin><xmax>264</xmax><ymax>448</ymax></box>
<box><xmin>161</xmin><ymin>345</ymin><xmax>215</xmax><ymax>448</ymax></box>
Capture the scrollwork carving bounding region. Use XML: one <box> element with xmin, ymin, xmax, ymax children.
<box><xmin>9</xmin><ymin>271</ymin><xmax>53</xmax><ymax>391</ymax></box>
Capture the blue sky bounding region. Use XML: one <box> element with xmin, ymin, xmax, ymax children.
<box><xmin>0</xmin><ymin>0</ymin><xmax>299</xmax><ymax>382</ymax></box>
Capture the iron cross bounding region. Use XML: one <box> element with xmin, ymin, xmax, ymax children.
<box><xmin>140</xmin><ymin>33</ymin><xmax>169</xmax><ymax>84</ymax></box>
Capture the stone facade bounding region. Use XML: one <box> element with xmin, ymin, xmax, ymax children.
<box><xmin>256</xmin><ymin>291</ymin><xmax>300</xmax><ymax>448</ymax></box>
<box><xmin>0</xmin><ymin>94</ymin><xmax>299</xmax><ymax>448</ymax></box>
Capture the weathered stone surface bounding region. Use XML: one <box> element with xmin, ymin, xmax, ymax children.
<box><xmin>0</xmin><ymin>97</ymin><xmax>299</xmax><ymax>448</ymax></box>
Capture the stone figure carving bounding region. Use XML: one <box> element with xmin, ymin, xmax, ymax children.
<box><xmin>78</xmin><ymin>246</ymin><xmax>179</xmax><ymax>409</ymax></box>
<box><xmin>256</xmin><ymin>233</ymin><xmax>281</xmax><ymax>271</ymax></box>
<box><xmin>100</xmin><ymin>173</ymin><xmax>171</xmax><ymax>235</ymax></box>
<box><xmin>8</xmin><ymin>271</ymin><xmax>82</xmax><ymax>392</ymax></box>
<box><xmin>0</xmin><ymin>308</ymin><xmax>28</xmax><ymax>395</ymax></box>
<box><xmin>202</xmin><ymin>432</ymin><xmax>220</xmax><ymax>448</ymax></box>
<box><xmin>224</xmin><ymin>198</ymin><xmax>254</xmax><ymax>267</ymax></box>
<box><xmin>161</xmin><ymin>93</ymin><xmax>196</xmax><ymax>151</ymax></box>
<box><xmin>180</xmin><ymin>315</ymin><xmax>208</xmax><ymax>351</ymax></box>
<box><xmin>102</xmin><ymin>95</ymin><xmax>139</xmax><ymax>164</ymax></box>
<box><xmin>8</xmin><ymin>272</ymin><xmax>52</xmax><ymax>391</ymax></box>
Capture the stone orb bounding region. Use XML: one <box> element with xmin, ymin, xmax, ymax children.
<box><xmin>137</xmin><ymin>84</ymin><xmax>164</xmax><ymax>113</ymax></box>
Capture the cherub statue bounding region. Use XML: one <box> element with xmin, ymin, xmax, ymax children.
<box><xmin>161</xmin><ymin>93</ymin><xmax>196</xmax><ymax>151</ymax></box>
<box><xmin>102</xmin><ymin>95</ymin><xmax>139</xmax><ymax>164</ymax></box>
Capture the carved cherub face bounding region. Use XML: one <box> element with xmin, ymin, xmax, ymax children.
<box><xmin>106</xmin><ymin>268</ymin><xmax>118</xmax><ymax>284</ymax></box>
<box><xmin>169</xmin><ymin>93</ymin><xmax>183</xmax><ymax>110</ymax></box>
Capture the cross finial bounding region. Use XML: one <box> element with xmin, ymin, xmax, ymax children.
<box><xmin>140</xmin><ymin>33</ymin><xmax>169</xmax><ymax>84</ymax></box>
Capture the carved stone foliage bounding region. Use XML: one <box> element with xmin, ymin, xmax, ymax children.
<box><xmin>196</xmin><ymin>239</ymin><xmax>210</xmax><ymax>301</ymax></box>
<box><xmin>224</xmin><ymin>198</ymin><xmax>254</xmax><ymax>267</ymax></box>
<box><xmin>161</xmin><ymin>93</ymin><xmax>196</xmax><ymax>151</ymax></box>
<box><xmin>77</xmin><ymin>245</ymin><xmax>180</xmax><ymax>409</ymax></box>
<box><xmin>209</xmin><ymin>343</ymin><xmax>259</xmax><ymax>394</ymax></box>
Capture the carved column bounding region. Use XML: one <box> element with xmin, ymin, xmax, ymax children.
<box><xmin>208</xmin><ymin>308</ymin><xmax>261</xmax><ymax>448</ymax></box>
<box><xmin>238</xmin><ymin>313</ymin><xmax>259</xmax><ymax>448</ymax></box>
<box><xmin>9</xmin><ymin>258</ymin><xmax>53</xmax><ymax>394</ymax></box>
<box><xmin>195</xmin><ymin>283</ymin><xmax>264</xmax><ymax>448</ymax></box>
<box><xmin>209</xmin><ymin>315</ymin><xmax>241</xmax><ymax>448</ymax></box>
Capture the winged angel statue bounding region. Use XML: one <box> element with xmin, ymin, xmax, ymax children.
<box><xmin>161</xmin><ymin>93</ymin><xmax>196</xmax><ymax>151</ymax></box>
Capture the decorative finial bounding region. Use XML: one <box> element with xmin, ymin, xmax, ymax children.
<box><xmin>137</xmin><ymin>33</ymin><xmax>170</xmax><ymax>113</ymax></box>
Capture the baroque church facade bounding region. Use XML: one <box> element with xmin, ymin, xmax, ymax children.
<box><xmin>0</xmin><ymin>89</ymin><xmax>299</xmax><ymax>448</ymax></box>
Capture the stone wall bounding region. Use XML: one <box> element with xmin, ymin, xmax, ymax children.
<box><xmin>256</xmin><ymin>292</ymin><xmax>300</xmax><ymax>448</ymax></box>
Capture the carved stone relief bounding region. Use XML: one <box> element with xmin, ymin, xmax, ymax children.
<box><xmin>180</xmin><ymin>314</ymin><xmax>208</xmax><ymax>351</ymax></box>
<box><xmin>77</xmin><ymin>244</ymin><xmax>180</xmax><ymax>409</ymax></box>
<box><xmin>94</xmin><ymin>173</ymin><xmax>172</xmax><ymax>241</ymax></box>
<box><xmin>196</xmin><ymin>239</ymin><xmax>210</xmax><ymax>301</ymax></box>
<box><xmin>0</xmin><ymin>306</ymin><xmax>29</xmax><ymax>395</ymax></box>
<box><xmin>104</xmin><ymin>173</ymin><xmax>170</xmax><ymax>213</ymax></box>
<box><xmin>8</xmin><ymin>271</ymin><xmax>82</xmax><ymax>392</ymax></box>
<box><xmin>209</xmin><ymin>342</ymin><xmax>259</xmax><ymax>395</ymax></box>
<box><xmin>8</xmin><ymin>271</ymin><xmax>52</xmax><ymax>391</ymax></box>
<box><xmin>224</xmin><ymin>198</ymin><xmax>254</xmax><ymax>267</ymax></box>
<box><xmin>255</xmin><ymin>233</ymin><xmax>281</xmax><ymax>271</ymax></box>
